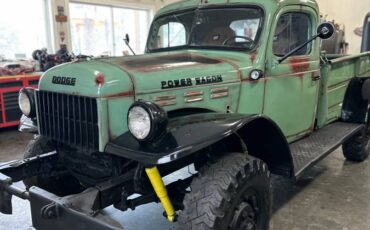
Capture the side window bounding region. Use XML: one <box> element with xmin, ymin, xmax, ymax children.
<box><xmin>273</xmin><ymin>13</ymin><xmax>311</xmax><ymax>56</ymax></box>
<box><xmin>152</xmin><ymin>22</ymin><xmax>186</xmax><ymax>49</ymax></box>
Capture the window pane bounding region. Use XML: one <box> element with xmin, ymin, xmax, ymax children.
<box><xmin>147</xmin><ymin>8</ymin><xmax>263</xmax><ymax>51</ymax></box>
<box><xmin>70</xmin><ymin>3</ymin><xmax>113</xmax><ymax>56</ymax></box>
<box><xmin>273</xmin><ymin>13</ymin><xmax>311</xmax><ymax>56</ymax></box>
<box><xmin>113</xmin><ymin>8</ymin><xmax>149</xmax><ymax>55</ymax></box>
<box><xmin>0</xmin><ymin>0</ymin><xmax>48</xmax><ymax>59</ymax></box>
<box><xmin>154</xmin><ymin>22</ymin><xmax>186</xmax><ymax>49</ymax></box>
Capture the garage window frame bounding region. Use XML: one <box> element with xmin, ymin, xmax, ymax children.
<box><xmin>69</xmin><ymin>0</ymin><xmax>154</xmax><ymax>56</ymax></box>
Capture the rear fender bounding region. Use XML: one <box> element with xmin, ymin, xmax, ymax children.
<box><xmin>342</xmin><ymin>78</ymin><xmax>369</xmax><ymax>123</ymax></box>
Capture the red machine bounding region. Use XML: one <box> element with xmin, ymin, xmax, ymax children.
<box><xmin>0</xmin><ymin>74</ymin><xmax>41</xmax><ymax>128</ymax></box>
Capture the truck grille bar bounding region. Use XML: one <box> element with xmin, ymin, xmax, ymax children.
<box><xmin>36</xmin><ymin>91</ymin><xmax>99</xmax><ymax>151</ymax></box>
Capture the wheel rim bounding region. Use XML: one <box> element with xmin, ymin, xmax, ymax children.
<box><xmin>229</xmin><ymin>192</ymin><xmax>259</xmax><ymax>230</ymax></box>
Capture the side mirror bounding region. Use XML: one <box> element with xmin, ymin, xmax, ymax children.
<box><xmin>279</xmin><ymin>22</ymin><xmax>335</xmax><ymax>63</ymax></box>
<box><xmin>123</xmin><ymin>33</ymin><xmax>136</xmax><ymax>55</ymax></box>
<box><xmin>317</xmin><ymin>22</ymin><xmax>335</xmax><ymax>40</ymax></box>
<box><xmin>124</xmin><ymin>34</ymin><xmax>130</xmax><ymax>44</ymax></box>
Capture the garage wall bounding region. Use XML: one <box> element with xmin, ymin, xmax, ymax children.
<box><xmin>316</xmin><ymin>0</ymin><xmax>370</xmax><ymax>54</ymax></box>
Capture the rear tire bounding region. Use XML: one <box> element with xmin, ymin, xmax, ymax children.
<box><xmin>177</xmin><ymin>153</ymin><xmax>271</xmax><ymax>230</ymax></box>
<box><xmin>342</xmin><ymin>130</ymin><xmax>370</xmax><ymax>162</ymax></box>
<box><xmin>23</xmin><ymin>136</ymin><xmax>83</xmax><ymax>196</ymax></box>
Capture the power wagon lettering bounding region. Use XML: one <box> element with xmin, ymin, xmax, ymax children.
<box><xmin>161</xmin><ymin>75</ymin><xmax>223</xmax><ymax>89</ymax></box>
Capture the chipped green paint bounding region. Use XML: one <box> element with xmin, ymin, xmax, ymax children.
<box><xmin>38</xmin><ymin>0</ymin><xmax>370</xmax><ymax>151</ymax></box>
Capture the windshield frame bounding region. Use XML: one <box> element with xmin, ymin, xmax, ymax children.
<box><xmin>145</xmin><ymin>4</ymin><xmax>266</xmax><ymax>53</ymax></box>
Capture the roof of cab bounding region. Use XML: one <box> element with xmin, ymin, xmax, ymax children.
<box><xmin>155</xmin><ymin>0</ymin><xmax>318</xmax><ymax>18</ymax></box>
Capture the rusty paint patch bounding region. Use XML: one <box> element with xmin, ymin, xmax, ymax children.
<box><xmin>114</xmin><ymin>53</ymin><xmax>221</xmax><ymax>73</ymax></box>
<box><xmin>195</xmin><ymin>53</ymin><xmax>242</xmax><ymax>80</ymax></box>
<box><xmin>289</xmin><ymin>57</ymin><xmax>310</xmax><ymax>76</ymax></box>
<box><xmin>241</xmin><ymin>78</ymin><xmax>256</xmax><ymax>83</ymax></box>
<box><xmin>107</xmin><ymin>91</ymin><xmax>134</xmax><ymax>99</ymax></box>
<box><xmin>211</xmin><ymin>91</ymin><xmax>228</xmax><ymax>99</ymax></box>
<box><xmin>210</xmin><ymin>87</ymin><xmax>228</xmax><ymax>93</ymax></box>
<box><xmin>154</xmin><ymin>95</ymin><xmax>177</xmax><ymax>101</ymax></box>
<box><xmin>157</xmin><ymin>100</ymin><xmax>176</xmax><ymax>107</ymax></box>
<box><xmin>250</xmin><ymin>52</ymin><xmax>257</xmax><ymax>64</ymax></box>
<box><xmin>184</xmin><ymin>90</ymin><xmax>203</xmax><ymax>97</ymax></box>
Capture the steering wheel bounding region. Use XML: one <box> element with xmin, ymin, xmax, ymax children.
<box><xmin>223</xmin><ymin>36</ymin><xmax>254</xmax><ymax>45</ymax></box>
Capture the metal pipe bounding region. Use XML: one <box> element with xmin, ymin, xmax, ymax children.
<box><xmin>6</xmin><ymin>185</ymin><xmax>29</xmax><ymax>200</ymax></box>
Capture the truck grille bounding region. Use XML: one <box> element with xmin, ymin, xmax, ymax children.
<box><xmin>36</xmin><ymin>91</ymin><xmax>99</xmax><ymax>151</ymax></box>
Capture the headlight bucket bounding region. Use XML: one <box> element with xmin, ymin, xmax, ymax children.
<box><xmin>19</xmin><ymin>88</ymin><xmax>36</xmax><ymax>118</ymax></box>
<box><xmin>127</xmin><ymin>101</ymin><xmax>168</xmax><ymax>142</ymax></box>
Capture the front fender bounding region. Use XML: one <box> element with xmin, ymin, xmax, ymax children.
<box><xmin>105</xmin><ymin>113</ymin><xmax>286</xmax><ymax>166</ymax></box>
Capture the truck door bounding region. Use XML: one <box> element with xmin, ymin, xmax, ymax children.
<box><xmin>264</xmin><ymin>6</ymin><xmax>321</xmax><ymax>142</ymax></box>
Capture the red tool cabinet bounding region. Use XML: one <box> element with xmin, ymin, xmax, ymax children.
<box><xmin>0</xmin><ymin>73</ymin><xmax>41</xmax><ymax>128</ymax></box>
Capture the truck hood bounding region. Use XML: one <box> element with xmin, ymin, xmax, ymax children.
<box><xmin>39</xmin><ymin>50</ymin><xmax>251</xmax><ymax>97</ymax></box>
<box><xmin>39</xmin><ymin>60</ymin><xmax>134</xmax><ymax>98</ymax></box>
<box><xmin>100</xmin><ymin>50</ymin><xmax>247</xmax><ymax>94</ymax></box>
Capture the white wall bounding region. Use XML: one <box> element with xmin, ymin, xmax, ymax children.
<box><xmin>317</xmin><ymin>0</ymin><xmax>370</xmax><ymax>53</ymax></box>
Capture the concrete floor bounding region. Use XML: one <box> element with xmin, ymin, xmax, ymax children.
<box><xmin>0</xmin><ymin>127</ymin><xmax>370</xmax><ymax>230</ymax></box>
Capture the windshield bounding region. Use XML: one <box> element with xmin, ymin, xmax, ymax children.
<box><xmin>147</xmin><ymin>7</ymin><xmax>264</xmax><ymax>52</ymax></box>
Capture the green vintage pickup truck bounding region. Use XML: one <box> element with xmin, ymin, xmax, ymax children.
<box><xmin>1</xmin><ymin>0</ymin><xmax>370</xmax><ymax>229</ymax></box>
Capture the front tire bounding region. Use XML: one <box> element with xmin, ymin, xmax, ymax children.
<box><xmin>23</xmin><ymin>136</ymin><xmax>83</xmax><ymax>196</ymax></box>
<box><xmin>178</xmin><ymin>153</ymin><xmax>271</xmax><ymax>230</ymax></box>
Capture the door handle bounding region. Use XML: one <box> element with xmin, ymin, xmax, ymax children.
<box><xmin>311</xmin><ymin>75</ymin><xmax>321</xmax><ymax>81</ymax></box>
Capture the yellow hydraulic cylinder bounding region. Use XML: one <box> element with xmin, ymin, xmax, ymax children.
<box><xmin>145</xmin><ymin>167</ymin><xmax>176</xmax><ymax>222</ymax></box>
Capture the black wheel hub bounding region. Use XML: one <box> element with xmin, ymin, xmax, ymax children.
<box><xmin>230</xmin><ymin>201</ymin><xmax>257</xmax><ymax>230</ymax></box>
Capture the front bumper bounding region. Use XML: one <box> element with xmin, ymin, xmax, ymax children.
<box><xmin>0</xmin><ymin>153</ymin><xmax>132</xmax><ymax>230</ymax></box>
<box><xmin>18</xmin><ymin>115</ymin><xmax>38</xmax><ymax>134</ymax></box>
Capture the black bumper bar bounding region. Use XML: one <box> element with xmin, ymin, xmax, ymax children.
<box><xmin>0</xmin><ymin>152</ymin><xmax>133</xmax><ymax>230</ymax></box>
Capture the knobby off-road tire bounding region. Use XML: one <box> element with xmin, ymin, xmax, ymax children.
<box><xmin>342</xmin><ymin>130</ymin><xmax>370</xmax><ymax>162</ymax></box>
<box><xmin>23</xmin><ymin>135</ymin><xmax>82</xmax><ymax>196</ymax></box>
<box><xmin>178</xmin><ymin>153</ymin><xmax>271</xmax><ymax>230</ymax></box>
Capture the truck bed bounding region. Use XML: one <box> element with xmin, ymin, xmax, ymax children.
<box><xmin>316</xmin><ymin>52</ymin><xmax>370</xmax><ymax>128</ymax></box>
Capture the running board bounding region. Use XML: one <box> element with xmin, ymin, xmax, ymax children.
<box><xmin>290</xmin><ymin>122</ymin><xmax>364</xmax><ymax>179</ymax></box>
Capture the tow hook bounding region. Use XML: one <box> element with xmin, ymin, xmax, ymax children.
<box><xmin>145</xmin><ymin>167</ymin><xmax>176</xmax><ymax>222</ymax></box>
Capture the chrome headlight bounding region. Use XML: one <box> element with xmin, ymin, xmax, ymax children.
<box><xmin>19</xmin><ymin>88</ymin><xmax>36</xmax><ymax>118</ymax></box>
<box><xmin>127</xmin><ymin>101</ymin><xmax>168</xmax><ymax>141</ymax></box>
